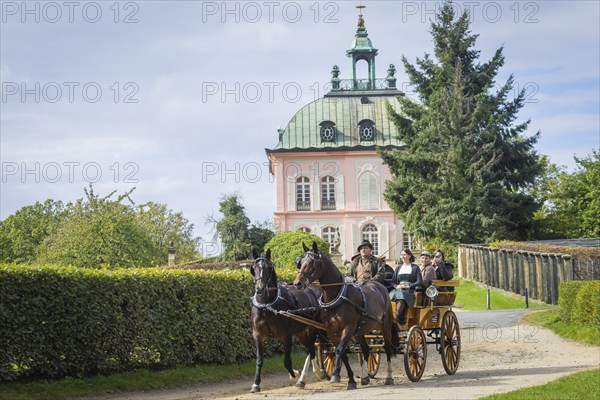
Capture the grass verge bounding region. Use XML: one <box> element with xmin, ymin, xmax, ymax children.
<box><xmin>521</xmin><ymin>309</ymin><xmax>600</xmax><ymax>346</ymax></box>
<box><xmin>479</xmin><ymin>368</ymin><xmax>600</xmax><ymax>399</ymax></box>
<box><xmin>0</xmin><ymin>352</ymin><xmax>306</xmax><ymax>400</ymax></box>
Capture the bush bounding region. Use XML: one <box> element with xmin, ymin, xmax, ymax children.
<box><xmin>559</xmin><ymin>280</ymin><xmax>600</xmax><ymax>328</ymax></box>
<box><xmin>0</xmin><ymin>264</ymin><xmax>258</xmax><ymax>381</ymax></box>
<box><xmin>263</xmin><ymin>231</ymin><xmax>330</xmax><ymax>275</ymax></box>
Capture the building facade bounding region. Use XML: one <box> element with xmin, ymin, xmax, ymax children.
<box><xmin>266</xmin><ymin>14</ymin><xmax>411</xmax><ymax>263</ymax></box>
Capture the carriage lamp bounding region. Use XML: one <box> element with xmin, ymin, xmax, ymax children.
<box><xmin>426</xmin><ymin>285</ymin><xmax>438</xmax><ymax>301</ymax></box>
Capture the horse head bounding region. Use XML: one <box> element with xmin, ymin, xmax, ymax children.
<box><xmin>294</xmin><ymin>241</ymin><xmax>322</xmax><ymax>290</ymax></box>
<box><xmin>250</xmin><ymin>248</ymin><xmax>275</xmax><ymax>297</ymax></box>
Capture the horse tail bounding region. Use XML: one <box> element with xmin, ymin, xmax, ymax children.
<box><xmin>390</xmin><ymin>319</ymin><xmax>400</xmax><ymax>354</ymax></box>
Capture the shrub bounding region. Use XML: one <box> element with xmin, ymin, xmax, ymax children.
<box><xmin>0</xmin><ymin>264</ymin><xmax>257</xmax><ymax>381</ymax></box>
<box><xmin>559</xmin><ymin>280</ymin><xmax>600</xmax><ymax>328</ymax></box>
<box><xmin>263</xmin><ymin>231</ymin><xmax>330</xmax><ymax>275</ymax></box>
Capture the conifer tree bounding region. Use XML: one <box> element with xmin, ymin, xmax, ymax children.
<box><xmin>381</xmin><ymin>2</ymin><xmax>542</xmax><ymax>243</ymax></box>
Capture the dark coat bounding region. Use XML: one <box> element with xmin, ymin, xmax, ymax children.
<box><xmin>347</xmin><ymin>254</ymin><xmax>386</xmax><ymax>283</ymax></box>
<box><xmin>391</xmin><ymin>263</ymin><xmax>423</xmax><ymax>290</ymax></box>
<box><xmin>434</xmin><ymin>261</ymin><xmax>455</xmax><ymax>292</ymax></box>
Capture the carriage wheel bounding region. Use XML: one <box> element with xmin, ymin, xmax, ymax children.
<box><xmin>357</xmin><ymin>352</ymin><xmax>380</xmax><ymax>378</ymax></box>
<box><xmin>316</xmin><ymin>343</ymin><xmax>335</xmax><ymax>380</ymax></box>
<box><xmin>440</xmin><ymin>310</ymin><xmax>461</xmax><ymax>375</ymax></box>
<box><xmin>403</xmin><ymin>325</ymin><xmax>427</xmax><ymax>382</ymax></box>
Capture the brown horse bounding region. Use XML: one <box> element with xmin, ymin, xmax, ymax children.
<box><xmin>250</xmin><ymin>249</ymin><xmax>324</xmax><ymax>393</ymax></box>
<box><xmin>293</xmin><ymin>242</ymin><xmax>399</xmax><ymax>390</ymax></box>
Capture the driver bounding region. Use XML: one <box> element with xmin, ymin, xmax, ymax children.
<box><xmin>346</xmin><ymin>240</ymin><xmax>386</xmax><ymax>284</ymax></box>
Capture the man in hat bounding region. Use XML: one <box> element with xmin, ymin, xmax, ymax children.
<box><xmin>346</xmin><ymin>240</ymin><xmax>385</xmax><ymax>284</ymax></box>
<box><xmin>419</xmin><ymin>250</ymin><xmax>436</xmax><ymax>288</ymax></box>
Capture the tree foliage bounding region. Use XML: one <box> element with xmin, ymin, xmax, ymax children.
<box><xmin>248</xmin><ymin>219</ymin><xmax>275</xmax><ymax>255</ymax></box>
<box><xmin>213</xmin><ymin>194</ymin><xmax>253</xmax><ymax>261</ymax></box>
<box><xmin>136</xmin><ymin>202</ymin><xmax>202</xmax><ymax>263</ymax></box>
<box><xmin>263</xmin><ymin>230</ymin><xmax>330</xmax><ymax>274</ymax></box>
<box><xmin>533</xmin><ymin>151</ymin><xmax>600</xmax><ymax>239</ymax></box>
<box><xmin>38</xmin><ymin>186</ymin><xmax>157</xmax><ymax>268</ymax></box>
<box><xmin>381</xmin><ymin>2</ymin><xmax>541</xmax><ymax>244</ymax></box>
<box><xmin>0</xmin><ymin>199</ymin><xmax>66</xmax><ymax>263</ymax></box>
<box><xmin>1</xmin><ymin>186</ymin><xmax>201</xmax><ymax>267</ymax></box>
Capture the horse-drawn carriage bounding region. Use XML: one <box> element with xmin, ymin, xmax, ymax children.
<box><xmin>249</xmin><ymin>243</ymin><xmax>461</xmax><ymax>392</ymax></box>
<box><xmin>315</xmin><ymin>279</ymin><xmax>461</xmax><ymax>382</ymax></box>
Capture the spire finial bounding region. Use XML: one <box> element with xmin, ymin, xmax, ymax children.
<box><xmin>356</xmin><ymin>4</ymin><xmax>366</xmax><ymax>28</ymax></box>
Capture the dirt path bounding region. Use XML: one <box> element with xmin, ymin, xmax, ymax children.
<box><xmin>83</xmin><ymin>313</ymin><xmax>599</xmax><ymax>400</ymax></box>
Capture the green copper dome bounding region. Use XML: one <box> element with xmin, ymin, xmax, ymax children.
<box><xmin>268</xmin><ymin>94</ymin><xmax>404</xmax><ymax>152</ymax></box>
<box><xmin>266</xmin><ymin>9</ymin><xmax>405</xmax><ymax>154</ymax></box>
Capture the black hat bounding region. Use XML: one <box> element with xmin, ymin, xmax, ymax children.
<box><xmin>357</xmin><ymin>240</ymin><xmax>374</xmax><ymax>252</ymax></box>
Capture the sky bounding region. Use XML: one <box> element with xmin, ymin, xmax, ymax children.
<box><xmin>1</xmin><ymin>0</ymin><xmax>599</xmax><ymax>255</ymax></box>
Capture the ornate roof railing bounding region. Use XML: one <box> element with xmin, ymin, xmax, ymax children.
<box><xmin>331</xmin><ymin>78</ymin><xmax>391</xmax><ymax>91</ymax></box>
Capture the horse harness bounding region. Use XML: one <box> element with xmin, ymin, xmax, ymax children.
<box><xmin>251</xmin><ymin>284</ymin><xmax>318</xmax><ymax>319</ymax></box>
<box><xmin>318</xmin><ymin>279</ymin><xmax>384</xmax><ymax>334</ymax></box>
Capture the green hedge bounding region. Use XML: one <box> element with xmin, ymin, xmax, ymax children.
<box><xmin>559</xmin><ymin>280</ymin><xmax>600</xmax><ymax>328</ymax></box>
<box><xmin>0</xmin><ymin>264</ymin><xmax>263</xmax><ymax>381</ymax></box>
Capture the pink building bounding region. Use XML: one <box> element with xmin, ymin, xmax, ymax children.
<box><xmin>266</xmin><ymin>14</ymin><xmax>411</xmax><ymax>263</ymax></box>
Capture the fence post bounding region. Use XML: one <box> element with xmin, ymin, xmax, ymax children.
<box><xmin>487</xmin><ymin>286</ymin><xmax>491</xmax><ymax>310</ymax></box>
<box><xmin>524</xmin><ymin>287</ymin><xmax>529</xmax><ymax>308</ymax></box>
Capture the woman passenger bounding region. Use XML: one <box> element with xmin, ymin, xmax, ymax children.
<box><xmin>389</xmin><ymin>249</ymin><xmax>422</xmax><ymax>326</ymax></box>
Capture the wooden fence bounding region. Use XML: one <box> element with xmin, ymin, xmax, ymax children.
<box><xmin>457</xmin><ymin>244</ymin><xmax>598</xmax><ymax>305</ymax></box>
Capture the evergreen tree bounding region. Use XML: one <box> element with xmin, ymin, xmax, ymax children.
<box><xmin>381</xmin><ymin>2</ymin><xmax>541</xmax><ymax>243</ymax></box>
<box><xmin>213</xmin><ymin>193</ymin><xmax>253</xmax><ymax>261</ymax></box>
<box><xmin>248</xmin><ymin>219</ymin><xmax>275</xmax><ymax>254</ymax></box>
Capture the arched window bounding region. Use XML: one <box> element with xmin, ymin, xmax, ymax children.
<box><xmin>322</xmin><ymin>226</ymin><xmax>337</xmax><ymax>254</ymax></box>
<box><xmin>320</xmin><ymin>121</ymin><xmax>336</xmax><ymax>142</ymax></box>
<box><xmin>359</xmin><ymin>172</ymin><xmax>379</xmax><ymax>210</ymax></box>
<box><xmin>362</xmin><ymin>223</ymin><xmax>379</xmax><ymax>255</ymax></box>
<box><xmin>403</xmin><ymin>232</ymin><xmax>413</xmax><ymax>252</ymax></box>
<box><xmin>296</xmin><ymin>176</ymin><xmax>311</xmax><ymax>211</ymax></box>
<box><xmin>298</xmin><ymin>226</ymin><xmax>311</xmax><ymax>233</ymax></box>
<box><xmin>358</xmin><ymin>119</ymin><xmax>375</xmax><ymax>141</ymax></box>
<box><xmin>321</xmin><ymin>176</ymin><xmax>336</xmax><ymax>210</ymax></box>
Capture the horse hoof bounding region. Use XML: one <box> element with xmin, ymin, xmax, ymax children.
<box><xmin>330</xmin><ymin>375</ymin><xmax>341</xmax><ymax>383</ymax></box>
<box><xmin>347</xmin><ymin>381</ymin><xmax>357</xmax><ymax>390</ymax></box>
<box><xmin>250</xmin><ymin>384</ymin><xmax>260</xmax><ymax>393</ymax></box>
<box><xmin>295</xmin><ymin>381</ymin><xmax>306</xmax><ymax>389</ymax></box>
<box><xmin>315</xmin><ymin>369</ymin><xmax>327</xmax><ymax>380</ymax></box>
<box><xmin>384</xmin><ymin>378</ymin><xmax>394</xmax><ymax>386</ymax></box>
<box><xmin>361</xmin><ymin>377</ymin><xmax>370</xmax><ymax>386</ymax></box>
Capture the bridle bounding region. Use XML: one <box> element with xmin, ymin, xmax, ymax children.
<box><xmin>297</xmin><ymin>250</ymin><xmax>322</xmax><ymax>282</ymax></box>
<box><xmin>253</xmin><ymin>256</ymin><xmax>276</xmax><ymax>292</ymax></box>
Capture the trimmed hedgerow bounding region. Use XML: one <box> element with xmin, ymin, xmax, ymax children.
<box><xmin>0</xmin><ymin>264</ymin><xmax>258</xmax><ymax>381</ymax></box>
<box><xmin>559</xmin><ymin>280</ymin><xmax>600</xmax><ymax>328</ymax></box>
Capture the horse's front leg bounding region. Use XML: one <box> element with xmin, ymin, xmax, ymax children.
<box><xmin>251</xmin><ymin>333</ymin><xmax>264</xmax><ymax>393</ymax></box>
<box><xmin>295</xmin><ymin>353</ymin><xmax>311</xmax><ymax>388</ymax></box>
<box><xmin>356</xmin><ymin>336</ymin><xmax>371</xmax><ymax>386</ymax></box>
<box><xmin>296</xmin><ymin>332</ymin><xmax>317</xmax><ymax>388</ymax></box>
<box><xmin>283</xmin><ymin>336</ymin><xmax>298</xmax><ymax>379</ymax></box>
<box><xmin>331</xmin><ymin>329</ymin><xmax>357</xmax><ymax>390</ymax></box>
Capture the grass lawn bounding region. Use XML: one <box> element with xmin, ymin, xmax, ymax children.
<box><xmin>456</xmin><ymin>279</ymin><xmax>547</xmax><ymax>310</ymax></box>
<box><xmin>479</xmin><ymin>368</ymin><xmax>600</xmax><ymax>400</ymax></box>
<box><xmin>0</xmin><ymin>353</ymin><xmax>306</xmax><ymax>400</ymax></box>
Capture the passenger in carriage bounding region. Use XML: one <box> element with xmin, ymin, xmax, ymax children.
<box><xmin>389</xmin><ymin>249</ymin><xmax>423</xmax><ymax>326</ymax></box>
<box><xmin>433</xmin><ymin>250</ymin><xmax>454</xmax><ymax>292</ymax></box>
<box><xmin>419</xmin><ymin>250</ymin><xmax>436</xmax><ymax>289</ymax></box>
<box><xmin>345</xmin><ymin>240</ymin><xmax>386</xmax><ymax>284</ymax></box>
